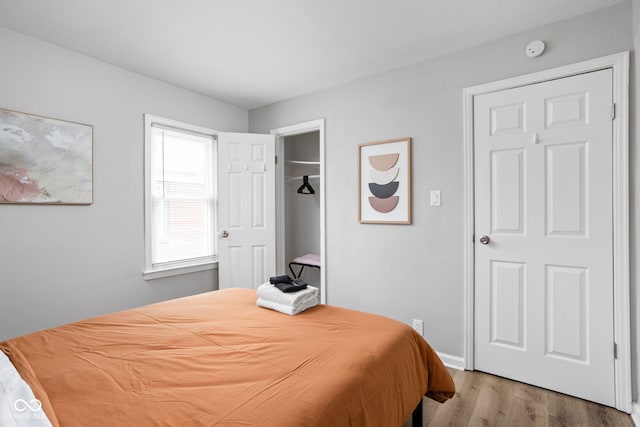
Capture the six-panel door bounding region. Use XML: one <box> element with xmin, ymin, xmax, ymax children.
<box><xmin>474</xmin><ymin>69</ymin><xmax>615</xmax><ymax>406</ymax></box>
<box><xmin>218</xmin><ymin>132</ymin><xmax>276</xmax><ymax>289</ymax></box>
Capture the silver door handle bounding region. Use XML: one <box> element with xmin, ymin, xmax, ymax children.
<box><xmin>479</xmin><ymin>235</ymin><xmax>490</xmax><ymax>245</ymax></box>
<box><xmin>221</xmin><ymin>230</ymin><xmax>229</xmax><ymax>238</ymax></box>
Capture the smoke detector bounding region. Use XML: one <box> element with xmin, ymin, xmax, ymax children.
<box><xmin>525</xmin><ymin>40</ymin><xmax>545</xmax><ymax>58</ymax></box>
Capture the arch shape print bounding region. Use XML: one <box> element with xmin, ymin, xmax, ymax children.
<box><xmin>369</xmin><ymin>167</ymin><xmax>399</xmax><ymax>185</ymax></box>
<box><xmin>368</xmin><ymin>153</ymin><xmax>399</xmax><ymax>171</ymax></box>
<box><xmin>368</xmin><ymin>181</ymin><xmax>399</xmax><ymax>199</ymax></box>
<box><xmin>368</xmin><ymin>196</ymin><xmax>399</xmax><ymax>213</ymax></box>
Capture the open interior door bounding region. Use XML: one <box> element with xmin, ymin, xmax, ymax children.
<box><xmin>218</xmin><ymin>132</ymin><xmax>276</xmax><ymax>289</ymax></box>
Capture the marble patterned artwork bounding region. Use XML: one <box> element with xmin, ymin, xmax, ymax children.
<box><xmin>0</xmin><ymin>108</ymin><xmax>93</xmax><ymax>204</ymax></box>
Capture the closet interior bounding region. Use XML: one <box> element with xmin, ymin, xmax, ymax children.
<box><xmin>282</xmin><ymin>131</ymin><xmax>321</xmax><ymax>296</ymax></box>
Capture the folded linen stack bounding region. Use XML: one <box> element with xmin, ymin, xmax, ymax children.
<box><xmin>256</xmin><ymin>283</ymin><xmax>319</xmax><ymax>315</ymax></box>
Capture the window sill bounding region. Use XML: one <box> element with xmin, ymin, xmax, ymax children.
<box><xmin>143</xmin><ymin>261</ymin><xmax>218</xmax><ymax>281</ymax></box>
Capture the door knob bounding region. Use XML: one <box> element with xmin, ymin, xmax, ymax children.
<box><xmin>479</xmin><ymin>235</ymin><xmax>490</xmax><ymax>245</ymax></box>
<box><xmin>221</xmin><ymin>230</ymin><xmax>229</xmax><ymax>238</ymax></box>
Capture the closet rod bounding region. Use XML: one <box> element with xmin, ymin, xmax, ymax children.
<box><xmin>286</xmin><ymin>174</ymin><xmax>320</xmax><ymax>180</ymax></box>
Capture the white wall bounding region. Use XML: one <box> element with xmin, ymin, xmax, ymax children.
<box><xmin>249</xmin><ymin>3</ymin><xmax>633</xmax><ymax>359</ymax></box>
<box><xmin>0</xmin><ymin>27</ymin><xmax>248</xmax><ymax>340</ymax></box>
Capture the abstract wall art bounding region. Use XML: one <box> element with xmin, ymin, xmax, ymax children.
<box><xmin>358</xmin><ymin>137</ymin><xmax>411</xmax><ymax>224</ymax></box>
<box><xmin>0</xmin><ymin>108</ymin><xmax>93</xmax><ymax>204</ymax></box>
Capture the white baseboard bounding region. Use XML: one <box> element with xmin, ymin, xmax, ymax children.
<box><xmin>436</xmin><ymin>352</ymin><xmax>465</xmax><ymax>371</ymax></box>
<box><xmin>631</xmin><ymin>402</ymin><xmax>640</xmax><ymax>426</ymax></box>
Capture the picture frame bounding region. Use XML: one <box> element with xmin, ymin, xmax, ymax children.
<box><xmin>0</xmin><ymin>107</ymin><xmax>93</xmax><ymax>205</ymax></box>
<box><xmin>358</xmin><ymin>137</ymin><xmax>411</xmax><ymax>224</ymax></box>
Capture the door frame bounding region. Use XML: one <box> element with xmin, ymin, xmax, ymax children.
<box><xmin>270</xmin><ymin>119</ymin><xmax>326</xmax><ymax>303</ymax></box>
<box><xmin>462</xmin><ymin>51</ymin><xmax>630</xmax><ymax>412</ymax></box>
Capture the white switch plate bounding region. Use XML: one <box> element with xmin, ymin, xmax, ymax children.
<box><xmin>430</xmin><ymin>190</ymin><xmax>441</xmax><ymax>207</ymax></box>
<box><xmin>412</xmin><ymin>319</ymin><xmax>424</xmax><ymax>336</ymax></box>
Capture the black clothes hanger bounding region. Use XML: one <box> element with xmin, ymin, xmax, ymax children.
<box><xmin>297</xmin><ymin>175</ymin><xmax>315</xmax><ymax>195</ymax></box>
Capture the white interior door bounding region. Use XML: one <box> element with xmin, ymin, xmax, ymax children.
<box><xmin>218</xmin><ymin>132</ymin><xmax>276</xmax><ymax>289</ymax></box>
<box><xmin>474</xmin><ymin>69</ymin><xmax>614</xmax><ymax>405</ymax></box>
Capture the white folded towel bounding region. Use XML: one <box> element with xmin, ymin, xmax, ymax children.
<box><xmin>256</xmin><ymin>283</ymin><xmax>319</xmax><ymax>315</ymax></box>
<box><xmin>257</xmin><ymin>297</ymin><xmax>318</xmax><ymax>316</ymax></box>
<box><xmin>256</xmin><ymin>283</ymin><xmax>319</xmax><ymax>306</ymax></box>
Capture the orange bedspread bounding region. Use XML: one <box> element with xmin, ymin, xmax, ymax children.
<box><xmin>1</xmin><ymin>289</ymin><xmax>454</xmax><ymax>426</ymax></box>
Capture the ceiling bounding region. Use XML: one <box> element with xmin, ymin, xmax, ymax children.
<box><xmin>0</xmin><ymin>0</ymin><xmax>624</xmax><ymax>109</ymax></box>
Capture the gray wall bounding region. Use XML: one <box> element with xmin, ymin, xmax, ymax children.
<box><xmin>249</xmin><ymin>2</ymin><xmax>633</xmax><ymax>359</ymax></box>
<box><xmin>0</xmin><ymin>27</ymin><xmax>248</xmax><ymax>340</ymax></box>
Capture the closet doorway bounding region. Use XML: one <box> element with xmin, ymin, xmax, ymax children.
<box><xmin>272</xmin><ymin>119</ymin><xmax>326</xmax><ymax>303</ymax></box>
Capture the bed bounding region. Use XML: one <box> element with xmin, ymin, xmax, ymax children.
<box><xmin>0</xmin><ymin>288</ymin><xmax>454</xmax><ymax>426</ymax></box>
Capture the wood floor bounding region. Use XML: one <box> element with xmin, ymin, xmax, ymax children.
<box><xmin>416</xmin><ymin>368</ymin><xmax>633</xmax><ymax>427</ymax></box>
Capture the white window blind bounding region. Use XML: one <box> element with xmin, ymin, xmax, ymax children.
<box><xmin>144</xmin><ymin>116</ymin><xmax>217</xmax><ymax>278</ymax></box>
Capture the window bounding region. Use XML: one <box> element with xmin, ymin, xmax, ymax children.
<box><xmin>144</xmin><ymin>115</ymin><xmax>217</xmax><ymax>279</ymax></box>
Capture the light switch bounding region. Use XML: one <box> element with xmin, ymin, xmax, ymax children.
<box><xmin>430</xmin><ymin>190</ymin><xmax>441</xmax><ymax>207</ymax></box>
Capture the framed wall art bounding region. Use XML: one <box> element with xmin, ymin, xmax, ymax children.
<box><xmin>0</xmin><ymin>108</ymin><xmax>93</xmax><ymax>205</ymax></box>
<box><xmin>358</xmin><ymin>137</ymin><xmax>411</xmax><ymax>224</ymax></box>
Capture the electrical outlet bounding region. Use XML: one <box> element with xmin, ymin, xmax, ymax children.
<box><xmin>412</xmin><ymin>319</ymin><xmax>424</xmax><ymax>336</ymax></box>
